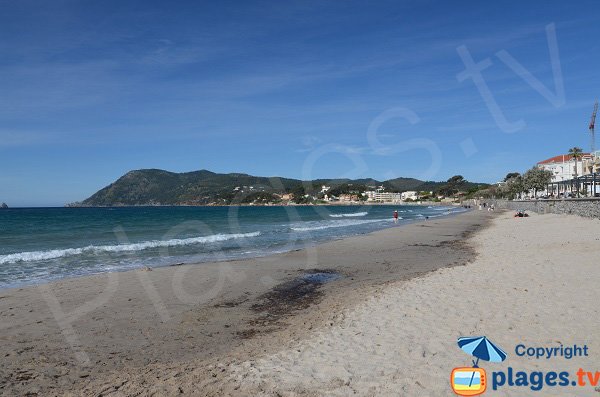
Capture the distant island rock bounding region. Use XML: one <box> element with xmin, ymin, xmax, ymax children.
<box><xmin>1</xmin><ymin>203</ymin><xmax>8</xmax><ymax>209</ymax></box>
<box><xmin>68</xmin><ymin>168</ymin><xmax>487</xmax><ymax>207</ymax></box>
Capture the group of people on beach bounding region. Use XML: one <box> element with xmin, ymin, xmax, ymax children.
<box><xmin>479</xmin><ymin>202</ymin><xmax>494</xmax><ymax>211</ymax></box>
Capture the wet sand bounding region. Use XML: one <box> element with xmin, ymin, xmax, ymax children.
<box><xmin>0</xmin><ymin>210</ymin><xmax>491</xmax><ymax>396</ymax></box>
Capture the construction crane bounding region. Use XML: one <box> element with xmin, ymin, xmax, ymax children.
<box><xmin>589</xmin><ymin>100</ymin><xmax>598</xmax><ymax>153</ymax></box>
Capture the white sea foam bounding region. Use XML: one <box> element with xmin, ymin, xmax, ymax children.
<box><xmin>291</xmin><ymin>218</ymin><xmax>387</xmax><ymax>232</ymax></box>
<box><xmin>329</xmin><ymin>212</ymin><xmax>368</xmax><ymax>218</ymax></box>
<box><xmin>0</xmin><ymin>232</ymin><xmax>261</xmax><ymax>264</ymax></box>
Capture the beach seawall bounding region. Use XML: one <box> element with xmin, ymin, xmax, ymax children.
<box><xmin>491</xmin><ymin>198</ymin><xmax>600</xmax><ymax>218</ymax></box>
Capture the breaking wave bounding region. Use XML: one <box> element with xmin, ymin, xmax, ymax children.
<box><xmin>329</xmin><ymin>211</ymin><xmax>368</xmax><ymax>218</ymax></box>
<box><xmin>291</xmin><ymin>218</ymin><xmax>387</xmax><ymax>232</ymax></box>
<box><xmin>0</xmin><ymin>232</ymin><xmax>261</xmax><ymax>264</ymax></box>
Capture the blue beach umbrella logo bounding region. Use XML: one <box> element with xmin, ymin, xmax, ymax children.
<box><xmin>451</xmin><ymin>336</ymin><xmax>507</xmax><ymax>396</ymax></box>
<box><xmin>458</xmin><ymin>336</ymin><xmax>507</xmax><ymax>367</ymax></box>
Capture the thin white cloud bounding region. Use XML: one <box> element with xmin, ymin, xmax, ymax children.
<box><xmin>0</xmin><ymin>130</ymin><xmax>48</xmax><ymax>147</ymax></box>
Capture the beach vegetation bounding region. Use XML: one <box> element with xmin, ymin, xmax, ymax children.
<box><xmin>523</xmin><ymin>167</ymin><xmax>553</xmax><ymax>197</ymax></box>
<box><xmin>504</xmin><ymin>172</ymin><xmax>521</xmax><ymax>182</ymax></box>
<box><xmin>498</xmin><ymin>175</ymin><xmax>524</xmax><ymax>199</ymax></box>
<box><xmin>568</xmin><ymin>147</ymin><xmax>583</xmax><ymax>197</ymax></box>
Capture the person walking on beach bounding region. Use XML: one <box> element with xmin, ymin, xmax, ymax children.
<box><xmin>393</xmin><ymin>210</ymin><xmax>399</xmax><ymax>224</ymax></box>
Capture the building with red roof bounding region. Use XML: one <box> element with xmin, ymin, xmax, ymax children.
<box><xmin>537</xmin><ymin>153</ymin><xmax>591</xmax><ymax>183</ymax></box>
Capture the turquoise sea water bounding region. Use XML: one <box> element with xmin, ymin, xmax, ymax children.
<box><xmin>0</xmin><ymin>205</ymin><xmax>466</xmax><ymax>288</ymax></box>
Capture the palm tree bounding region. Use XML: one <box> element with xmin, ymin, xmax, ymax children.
<box><xmin>568</xmin><ymin>147</ymin><xmax>583</xmax><ymax>197</ymax></box>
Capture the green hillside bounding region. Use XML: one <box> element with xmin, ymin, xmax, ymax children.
<box><xmin>73</xmin><ymin>169</ymin><xmax>487</xmax><ymax>206</ymax></box>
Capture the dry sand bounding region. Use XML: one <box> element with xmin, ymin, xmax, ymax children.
<box><xmin>3</xmin><ymin>210</ymin><xmax>599</xmax><ymax>396</ymax></box>
<box><xmin>211</xmin><ymin>211</ymin><xmax>600</xmax><ymax>396</ymax></box>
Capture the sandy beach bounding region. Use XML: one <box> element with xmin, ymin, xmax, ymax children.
<box><xmin>1</xmin><ymin>210</ymin><xmax>487</xmax><ymax>396</ymax></box>
<box><xmin>2</xmin><ymin>209</ymin><xmax>599</xmax><ymax>396</ymax></box>
<box><xmin>210</xmin><ymin>211</ymin><xmax>600</xmax><ymax>396</ymax></box>
<box><xmin>4</xmin><ymin>2</ymin><xmax>600</xmax><ymax>396</ymax></box>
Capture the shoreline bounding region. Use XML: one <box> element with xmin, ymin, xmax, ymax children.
<box><xmin>0</xmin><ymin>209</ymin><xmax>491</xmax><ymax>396</ymax></box>
<box><xmin>0</xmin><ymin>201</ymin><xmax>458</xmax><ymax>209</ymax></box>
<box><xmin>0</xmin><ymin>205</ymin><xmax>466</xmax><ymax>291</ymax></box>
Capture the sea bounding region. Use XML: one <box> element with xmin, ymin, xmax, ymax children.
<box><xmin>0</xmin><ymin>205</ymin><xmax>467</xmax><ymax>289</ymax></box>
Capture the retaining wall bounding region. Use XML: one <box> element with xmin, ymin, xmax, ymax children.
<box><xmin>490</xmin><ymin>199</ymin><xmax>600</xmax><ymax>219</ymax></box>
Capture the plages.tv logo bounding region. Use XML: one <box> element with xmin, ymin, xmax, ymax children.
<box><xmin>451</xmin><ymin>336</ymin><xmax>507</xmax><ymax>396</ymax></box>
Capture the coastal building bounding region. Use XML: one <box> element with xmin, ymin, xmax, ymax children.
<box><xmin>338</xmin><ymin>194</ymin><xmax>361</xmax><ymax>202</ymax></box>
<box><xmin>537</xmin><ymin>153</ymin><xmax>591</xmax><ymax>182</ymax></box>
<box><xmin>583</xmin><ymin>150</ymin><xmax>600</xmax><ymax>175</ymax></box>
<box><xmin>364</xmin><ymin>189</ymin><xmax>420</xmax><ymax>202</ymax></box>
<box><xmin>536</xmin><ymin>152</ymin><xmax>600</xmax><ymax>197</ymax></box>
<box><xmin>364</xmin><ymin>190</ymin><xmax>402</xmax><ymax>202</ymax></box>
<box><xmin>400</xmin><ymin>191</ymin><xmax>418</xmax><ymax>201</ymax></box>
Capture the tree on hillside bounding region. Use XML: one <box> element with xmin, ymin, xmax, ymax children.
<box><xmin>448</xmin><ymin>175</ymin><xmax>465</xmax><ymax>184</ymax></box>
<box><xmin>503</xmin><ymin>172</ymin><xmax>520</xmax><ymax>182</ymax></box>
<box><xmin>328</xmin><ymin>183</ymin><xmax>367</xmax><ymax>197</ymax></box>
<box><xmin>240</xmin><ymin>191</ymin><xmax>279</xmax><ymax>204</ymax></box>
<box><xmin>523</xmin><ymin>167</ymin><xmax>553</xmax><ymax>197</ymax></box>
<box><xmin>438</xmin><ymin>175</ymin><xmax>466</xmax><ymax>197</ymax></box>
<box><xmin>290</xmin><ymin>185</ymin><xmax>306</xmax><ymax>204</ymax></box>
<box><xmin>568</xmin><ymin>147</ymin><xmax>583</xmax><ymax>197</ymax></box>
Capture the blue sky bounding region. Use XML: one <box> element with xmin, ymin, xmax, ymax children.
<box><xmin>2</xmin><ymin>0</ymin><xmax>600</xmax><ymax>206</ymax></box>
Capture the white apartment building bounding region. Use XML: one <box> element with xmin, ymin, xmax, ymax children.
<box><xmin>365</xmin><ymin>191</ymin><xmax>402</xmax><ymax>202</ymax></box>
<box><xmin>537</xmin><ymin>153</ymin><xmax>591</xmax><ymax>182</ymax></box>
<box><xmin>400</xmin><ymin>191</ymin><xmax>418</xmax><ymax>201</ymax></box>
<box><xmin>363</xmin><ymin>190</ymin><xmax>434</xmax><ymax>202</ymax></box>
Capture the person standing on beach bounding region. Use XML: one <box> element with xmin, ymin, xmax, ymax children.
<box><xmin>393</xmin><ymin>210</ymin><xmax>399</xmax><ymax>224</ymax></box>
